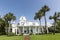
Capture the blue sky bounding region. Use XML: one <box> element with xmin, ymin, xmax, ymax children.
<box><xmin>0</xmin><ymin>0</ymin><xmax>60</xmax><ymax>26</ymax></box>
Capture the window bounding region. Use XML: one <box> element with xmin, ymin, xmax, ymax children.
<box><xmin>21</xmin><ymin>22</ymin><xmax>24</xmax><ymax>25</ymax></box>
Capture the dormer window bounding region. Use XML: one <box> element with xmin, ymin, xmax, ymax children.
<box><xmin>21</xmin><ymin>22</ymin><xmax>24</xmax><ymax>25</ymax></box>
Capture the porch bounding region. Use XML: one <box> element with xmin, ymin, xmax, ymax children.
<box><xmin>15</xmin><ymin>26</ymin><xmax>41</xmax><ymax>35</ymax></box>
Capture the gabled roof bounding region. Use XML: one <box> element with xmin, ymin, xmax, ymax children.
<box><xmin>19</xmin><ymin>16</ymin><xmax>26</xmax><ymax>21</ymax></box>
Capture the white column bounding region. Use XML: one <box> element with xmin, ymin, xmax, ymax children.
<box><xmin>23</xmin><ymin>27</ymin><xmax>24</xmax><ymax>33</ymax></box>
<box><xmin>16</xmin><ymin>27</ymin><xmax>17</xmax><ymax>35</ymax></box>
<box><xmin>34</xmin><ymin>27</ymin><xmax>36</xmax><ymax>35</ymax></box>
<box><xmin>42</xmin><ymin>27</ymin><xmax>44</xmax><ymax>33</ymax></box>
<box><xmin>38</xmin><ymin>27</ymin><xmax>40</xmax><ymax>33</ymax></box>
<box><xmin>29</xmin><ymin>27</ymin><xmax>31</xmax><ymax>34</ymax></box>
<box><xmin>19</xmin><ymin>28</ymin><xmax>21</xmax><ymax>35</ymax></box>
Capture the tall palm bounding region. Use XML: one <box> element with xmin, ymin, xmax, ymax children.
<box><xmin>4</xmin><ymin>12</ymin><xmax>16</xmax><ymax>33</ymax></box>
<box><xmin>49</xmin><ymin>12</ymin><xmax>60</xmax><ymax>34</ymax></box>
<box><xmin>34</xmin><ymin>11</ymin><xmax>43</xmax><ymax>33</ymax></box>
<box><xmin>0</xmin><ymin>18</ymin><xmax>6</xmax><ymax>34</ymax></box>
<box><xmin>41</xmin><ymin>5</ymin><xmax>50</xmax><ymax>34</ymax></box>
<box><xmin>34</xmin><ymin>12</ymin><xmax>41</xmax><ymax>26</ymax></box>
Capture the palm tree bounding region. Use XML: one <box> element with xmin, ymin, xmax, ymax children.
<box><xmin>34</xmin><ymin>11</ymin><xmax>43</xmax><ymax>33</ymax></box>
<box><xmin>49</xmin><ymin>12</ymin><xmax>60</xmax><ymax>34</ymax></box>
<box><xmin>0</xmin><ymin>17</ymin><xmax>6</xmax><ymax>34</ymax></box>
<box><xmin>41</xmin><ymin>5</ymin><xmax>50</xmax><ymax>34</ymax></box>
<box><xmin>34</xmin><ymin>12</ymin><xmax>41</xmax><ymax>26</ymax></box>
<box><xmin>4</xmin><ymin>12</ymin><xmax>16</xmax><ymax>33</ymax></box>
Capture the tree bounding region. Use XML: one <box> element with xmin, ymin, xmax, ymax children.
<box><xmin>4</xmin><ymin>12</ymin><xmax>16</xmax><ymax>33</ymax></box>
<box><xmin>49</xmin><ymin>12</ymin><xmax>60</xmax><ymax>34</ymax></box>
<box><xmin>41</xmin><ymin>5</ymin><xmax>50</xmax><ymax>34</ymax></box>
<box><xmin>34</xmin><ymin>13</ymin><xmax>41</xmax><ymax>26</ymax></box>
<box><xmin>0</xmin><ymin>18</ymin><xmax>6</xmax><ymax>35</ymax></box>
<box><xmin>55</xmin><ymin>12</ymin><xmax>60</xmax><ymax>33</ymax></box>
<box><xmin>34</xmin><ymin>11</ymin><xmax>43</xmax><ymax>33</ymax></box>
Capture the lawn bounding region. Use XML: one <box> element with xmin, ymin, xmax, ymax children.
<box><xmin>0</xmin><ymin>35</ymin><xmax>24</xmax><ymax>40</ymax></box>
<box><xmin>0</xmin><ymin>33</ymin><xmax>60</xmax><ymax>40</ymax></box>
<box><xmin>30</xmin><ymin>33</ymin><xmax>60</xmax><ymax>40</ymax></box>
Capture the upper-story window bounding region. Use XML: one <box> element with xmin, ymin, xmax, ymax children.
<box><xmin>21</xmin><ymin>22</ymin><xmax>24</xmax><ymax>26</ymax></box>
<box><xmin>33</xmin><ymin>22</ymin><xmax>35</xmax><ymax>26</ymax></box>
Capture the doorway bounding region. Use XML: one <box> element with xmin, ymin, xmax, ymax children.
<box><xmin>24</xmin><ymin>27</ymin><xmax>29</xmax><ymax>34</ymax></box>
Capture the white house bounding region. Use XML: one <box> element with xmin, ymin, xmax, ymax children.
<box><xmin>12</xmin><ymin>16</ymin><xmax>43</xmax><ymax>35</ymax></box>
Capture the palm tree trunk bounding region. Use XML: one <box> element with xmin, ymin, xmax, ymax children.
<box><xmin>8</xmin><ymin>21</ymin><xmax>11</xmax><ymax>33</ymax></box>
<box><xmin>39</xmin><ymin>20</ymin><xmax>41</xmax><ymax>32</ymax></box>
<box><xmin>53</xmin><ymin>20</ymin><xmax>56</xmax><ymax>35</ymax></box>
<box><xmin>39</xmin><ymin>20</ymin><xmax>41</xmax><ymax>27</ymax></box>
<box><xmin>39</xmin><ymin>20</ymin><xmax>43</xmax><ymax>34</ymax></box>
<box><xmin>6</xmin><ymin>21</ymin><xmax>9</xmax><ymax>34</ymax></box>
<box><xmin>44</xmin><ymin>14</ymin><xmax>48</xmax><ymax>34</ymax></box>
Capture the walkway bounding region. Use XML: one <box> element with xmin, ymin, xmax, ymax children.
<box><xmin>24</xmin><ymin>35</ymin><xmax>30</xmax><ymax>40</ymax></box>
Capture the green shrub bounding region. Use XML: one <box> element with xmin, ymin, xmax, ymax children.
<box><xmin>7</xmin><ymin>32</ymin><xmax>16</xmax><ymax>36</ymax></box>
<box><xmin>30</xmin><ymin>32</ymin><xmax>33</xmax><ymax>35</ymax></box>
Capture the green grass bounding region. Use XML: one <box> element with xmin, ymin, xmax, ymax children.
<box><xmin>0</xmin><ymin>35</ymin><xmax>24</xmax><ymax>40</ymax></box>
<box><xmin>0</xmin><ymin>33</ymin><xmax>60</xmax><ymax>40</ymax></box>
<box><xmin>30</xmin><ymin>33</ymin><xmax>60</xmax><ymax>40</ymax></box>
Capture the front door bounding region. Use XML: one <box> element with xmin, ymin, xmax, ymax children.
<box><xmin>24</xmin><ymin>27</ymin><xmax>29</xmax><ymax>34</ymax></box>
